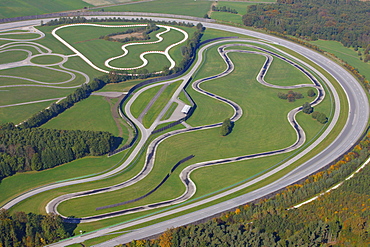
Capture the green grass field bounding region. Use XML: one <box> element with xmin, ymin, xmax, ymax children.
<box><xmin>142</xmin><ymin>80</ymin><xmax>182</xmax><ymax>128</ymax></box>
<box><xmin>0</xmin><ymin>101</ymin><xmax>51</xmax><ymax>125</ymax></box>
<box><xmin>0</xmin><ymin>87</ymin><xmax>75</xmax><ymax>105</ymax></box>
<box><xmin>1</xmin><ymin>66</ymin><xmax>73</xmax><ymax>83</ymax></box>
<box><xmin>42</xmin><ymin>96</ymin><xmax>122</xmax><ymax>136</ymax></box>
<box><xmin>130</xmin><ymin>84</ymin><xmax>163</xmax><ymax>118</ymax></box>
<box><xmin>0</xmin><ymin>50</ymin><xmax>28</xmax><ymax>64</ymax></box>
<box><xmin>97</xmin><ymin>0</ymin><xmax>212</xmax><ymax>18</ymax></box>
<box><xmin>0</xmin><ymin>0</ymin><xmax>91</xmax><ymax>19</ymax></box>
<box><xmin>0</xmin><ymin>153</ymin><xmax>127</xmax><ymax>208</ymax></box>
<box><xmin>211</xmin><ymin>12</ymin><xmax>244</xmax><ymax>24</ymax></box>
<box><xmin>0</xmin><ymin>33</ymin><xmax>41</xmax><ymax>39</ymax></box>
<box><xmin>30</xmin><ymin>55</ymin><xmax>64</xmax><ymax>65</ymax></box>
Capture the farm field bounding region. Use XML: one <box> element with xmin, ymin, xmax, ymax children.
<box><xmin>0</xmin><ymin>0</ymin><xmax>91</xmax><ymax>19</ymax></box>
<box><xmin>96</xmin><ymin>0</ymin><xmax>212</xmax><ymax>17</ymax></box>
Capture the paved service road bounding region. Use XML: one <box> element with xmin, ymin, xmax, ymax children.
<box><xmin>0</xmin><ymin>15</ymin><xmax>368</xmax><ymax>247</ymax></box>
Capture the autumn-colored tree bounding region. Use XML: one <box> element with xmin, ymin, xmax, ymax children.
<box><xmin>159</xmin><ymin>229</ymin><xmax>173</xmax><ymax>247</ymax></box>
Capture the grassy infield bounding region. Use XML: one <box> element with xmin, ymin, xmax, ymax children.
<box><xmin>1</xmin><ymin>0</ymin><xmax>368</xmax><ymax>245</ymax></box>
<box><xmin>0</xmin><ymin>22</ymin><xmax>188</xmax><ymax>124</ymax></box>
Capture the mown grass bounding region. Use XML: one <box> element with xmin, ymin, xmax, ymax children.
<box><xmin>62</xmin><ymin>56</ymin><xmax>104</xmax><ymax>79</ymax></box>
<box><xmin>130</xmin><ymin>83</ymin><xmax>163</xmax><ymax>118</ymax></box>
<box><xmin>42</xmin><ymin>96</ymin><xmax>121</xmax><ymax>136</ymax></box>
<box><xmin>30</xmin><ymin>55</ymin><xmax>64</xmax><ymax>65</ymax></box>
<box><xmin>211</xmin><ymin>12</ymin><xmax>244</xmax><ymax>25</ymax></box>
<box><xmin>264</xmin><ymin>55</ymin><xmax>313</xmax><ymax>86</ymax></box>
<box><xmin>0</xmin><ymin>101</ymin><xmax>51</xmax><ymax>125</ymax></box>
<box><xmin>97</xmin><ymin>0</ymin><xmax>212</xmax><ymax>18</ymax></box>
<box><xmin>0</xmin><ymin>0</ymin><xmax>91</xmax><ymax>19</ymax></box>
<box><xmin>0</xmin><ymin>66</ymin><xmax>73</xmax><ymax>83</ymax></box>
<box><xmin>0</xmin><ymin>153</ymin><xmax>126</xmax><ymax>208</ymax></box>
<box><xmin>142</xmin><ymin>80</ymin><xmax>182</xmax><ymax>128</ymax></box>
<box><xmin>0</xmin><ymin>87</ymin><xmax>75</xmax><ymax>105</ymax></box>
<box><xmin>0</xmin><ymin>50</ymin><xmax>28</xmax><ymax>64</ymax></box>
<box><xmin>36</xmin><ymin>26</ymin><xmax>76</xmax><ymax>55</ymax></box>
<box><xmin>0</xmin><ymin>33</ymin><xmax>41</xmax><ymax>39</ymax></box>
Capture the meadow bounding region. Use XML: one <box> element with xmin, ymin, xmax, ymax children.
<box><xmin>0</xmin><ymin>0</ymin><xmax>91</xmax><ymax>19</ymax></box>
<box><xmin>97</xmin><ymin>0</ymin><xmax>212</xmax><ymax>18</ymax></box>
<box><xmin>42</xmin><ymin>96</ymin><xmax>123</xmax><ymax>137</ymax></box>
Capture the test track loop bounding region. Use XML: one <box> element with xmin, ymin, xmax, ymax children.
<box><xmin>47</xmin><ymin>41</ymin><xmax>324</xmax><ymax>223</ymax></box>
<box><xmin>0</xmin><ymin>36</ymin><xmax>90</xmax><ymax>92</ymax></box>
<box><xmin>52</xmin><ymin>23</ymin><xmax>188</xmax><ymax>74</ymax></box>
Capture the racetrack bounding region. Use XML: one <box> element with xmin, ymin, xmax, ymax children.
<box><xmin>0</xmin><ymin>16</ymin><xmax>368</xmax><ymax>247</ymax></box>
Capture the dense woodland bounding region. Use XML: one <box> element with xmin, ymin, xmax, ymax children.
<box><xmin>118</xmin><ymin>133</ymin><xmax>370</xmax><ymax>246</ymax></box>
<box><xmin>242</xmin><ymin>0</ymin><xmax>370</xmax><ymax>48</ymax></box>
<box><xmin>0</xmin><ymin>124</ymin><xmax>117</xmax><ymax>181</ymax></box>
<box><xmin>0</xmin><ymin>209</ymin><xmax>74</xmax><ymax>247</ymax></box>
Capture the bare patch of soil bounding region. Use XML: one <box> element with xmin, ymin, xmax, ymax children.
<box><xmin>110</xmin><ymin>32</ymin><xmax>144</xmax><ymax>40</ymax></box>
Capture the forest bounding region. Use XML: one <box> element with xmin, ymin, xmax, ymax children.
<box><xmin>0</xmin><ymin>209</ymin><xmax>74</xmax><ymax>247</ymax></box>
<box><xmin>242</xmin><ymin>0</ymin><xmax>370</xmax><ymax>48</ymax></box>
<box><xmin>118</xmin><ymin>133</ymin><xmax>370</xmax><ymax>246</ymax></box>
<box><xmin>0</xmin><ymin>125</ymin><xmax>117</xmax><ymax>181</ymax></box>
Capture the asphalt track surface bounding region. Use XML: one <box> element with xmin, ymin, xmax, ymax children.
<box><xmin>0</xmin><ymin>16</ymin><xmax>368</xmax><ymax>246</ymax></box>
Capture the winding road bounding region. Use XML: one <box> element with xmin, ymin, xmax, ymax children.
<box><xmin>0</xmin><ymin>15</ymin><xmax>368</xmax><ymax>247</ymax></box>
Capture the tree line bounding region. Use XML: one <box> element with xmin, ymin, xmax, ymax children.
<box><xmin>242</xmin><ymin>0</ymin><xmax>370</xmax><ymax>48</ymax></box>
<box><xmin>212</xmin><ymin>5</ymin><xmax>238</xmax><ymax>14</ymax></box>
<box><xmin>0</xmin><ymin>124</ymin><xmax>117</xmax><ymax>181</ymax></box>
<box><xmin>0</xmin><ymin>209</ymin><xmax>75</xmax><ymax>247</ymax></box>
<box><xmin>44</xmin><ymin>16</ymin><xmax>195</xmax><ymax>28</ymax></box>
<box><xmin>120</xmin><ymin>122</ymin><xmax>370</xmax><ymax>246</ymax></box>
<box><xmin>99</xmin><ymin>23</ymin><xmax>159</xmax><ymax>43</ymax></box>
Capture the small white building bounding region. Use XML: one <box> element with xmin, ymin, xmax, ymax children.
<box><xmin>181</xmin><ymin>105</ymin><xmax>191</xmax><ymax>114</ymax></box>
